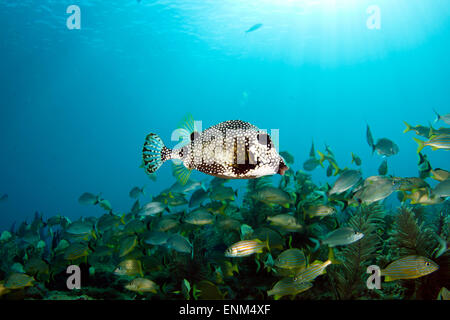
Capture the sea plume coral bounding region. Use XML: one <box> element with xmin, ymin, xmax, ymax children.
<box><xmin>382</xmin><ymin>205</ymin><xmax>446</xmax><ymax>299</ymax></box>
<box><xmin>331</xmin><ymin>203</ymin><xmax>385</xmax><ymax>300</ymax></box>
<box><xmin>388</xmin><ymin>206</ymin><xmax>437</xmax><ymax>258</ymax></box>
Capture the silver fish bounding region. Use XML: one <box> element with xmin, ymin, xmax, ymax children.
<box><xmin>373</xmin><ymin>138</ymin><xmax>399</xmax><ymax>157</ymax></box>
<box><xmin>129</xmin><ymin>186</ymin><xmax>145</xmax><ymax>199</ymax></box>
<box><xmin>328</xmin><ymin>170</ymin><xmax>361</xmax><ymax>196</ymax></box>
<box><xmin>245</xmin><ymin>23</ymin><xmax>263</xmax><ymax>33</ymax></box>
<box><xmin>140</xmin><ymin>201</ymin><xmax>167</xmax><ymax>216</ymax></box>
<box><xmin>78</xmin><ymin>192</ymin><xmax>100</xmax><ymax>205</ymax></box>
<box><xmin>170</xmin><ymin>179</ymin><xmax>204</xmax><ymax>194</ymax></box>
<box><xmin>303</xmin><ymin>158</ymin><xmax>321</xmax><ymax>171</ymax></box>
<box><xmin>189</xmin><ymin>188</ymin><xmax>209</xmax><ymax>208</ymax></box>
<box><xmin>65</xmin><ymin>220</ymin><xmax>95</xmax><ymax>236</ymax></box>
<box><xmin>366</xmin><ymin>124</ymin><xmax>374</xmax><ymax>149</ymax></box>
<box><xmin>143</xmin><ymin>231</ymin><xmax>169</xmax><ymax>246</ymax></box>
<box><xmin>322</xmin><ymin>227</ymin><xmax>364</xmax><ymax>247</ymax></box>
<box><xmin>433</xmin><ymin>179</ymin><xmax>450</xmax><ymax>198</ymax></box>
<box><xmin>183</xmin><ymin>208</ymin><xmax>214</xmax><ymax>225</ymax></box>
<box><xmin>378</xmin><ymin>159</ymin><xmax>388</xmax><ymax>175</ymax></box>
<box><xmin>354</xmin><ymin>177</ymin><xmax>399</xmax><ymax>204</ymax></box>
<box><xmin>0</xmin><ymin>194</ymin><xmax>8</xmax><ymax>203</ymax></box>
<box><xmin>166</xmin><ymin>234</ymin><xmax>193</xmax><ymax>255</ymax></box>
<box><xmin>434</xmin><ymin>109</ymin><xmax>450</xmax><ymax>125</ymax></box>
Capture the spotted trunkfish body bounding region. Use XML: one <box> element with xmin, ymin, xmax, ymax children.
<box><xmin>142</xmin><ymin>119</ymin><xmax>288</xmax><ymax>184</ymax></box>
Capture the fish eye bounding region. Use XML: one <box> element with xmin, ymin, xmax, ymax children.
<box><xmin>425</xmin><ymin>262</ymin><xmax>430</xmax><ymax>266</ymax></box>
<box><xmin>190</xmin><ymin>132</ymin><xmax>200</xmax><ymax>141</ymax></box>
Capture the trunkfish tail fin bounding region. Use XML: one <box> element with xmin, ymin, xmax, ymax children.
<box><xmin>142</xmin><ymin>133</ymin><xmax>172</xmax><ymax>174</ymax></box>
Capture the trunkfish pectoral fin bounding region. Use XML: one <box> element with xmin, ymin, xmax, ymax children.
<box><xmin>172</xmin><ymin>162</ymin><xmax>192</xmax><ymax>186</ymax></box>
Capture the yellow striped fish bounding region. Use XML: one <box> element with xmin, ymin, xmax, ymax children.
<box><xmin>437</xmin><ymin>287</ymin><xmax>449</xmax><ymax>300</ymax></box>
<box><xmin>114</xmin><ymin>259</ymin><xmax>144</xmax><ymax>277</ymax></box>
<box><xmin>63</xmin><ymin>242</ymin><xmax>90</xmax><ymax>261</ymax></box>
<box><xmin>294</xmin><ymin>260</ymin><xmax>332</xmax><ymax>283</ymax></box>
<box><xmin>431</xmin><ymin>168</ymin><xmax>450</xmax><ymax>182</ymax></box>
<box><xmin>381</xmin><ymin>255</ymin><xmax>439</xmax><ymax>282</ymax></box>
<box><xmin>225</xmin><ymin>239</ymin><xmax>269</xmax><ymax>258</ymax></box>
<box><xmin>413</xmin><ymin>135</ymin><xmax>450</xmax><ymax>153</ymax></box>
<box><xmin>274</xmin><ymin>248</ymin><xmax>306</xmax><ymax>270</ymax></box>
<box><xmin>4</xmin><ymin>273</ymin><xmax>34</xmax><ymax>289</ymax></box>
<box><xmin>267</xmin><ymin>277</ymin><xmax>312</xmax><ymax>300</ymax></box>
<box><xmin>304</xmin><ymin>205</ymin><xmax>336</xmax><ymax>219</ymax></box>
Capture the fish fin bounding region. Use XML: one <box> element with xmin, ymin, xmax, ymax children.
<box><xmin>309</xmin><ymin>139</ymin><xmax>315</xmax><ymax>158</ymax></box>
<box><xmin>255</xmin><ymin>258</ymin><xmax>261</xmax><ymax>272</ymax></box>
<box><xmin>431</xmin><ymin>147</ymin><xmax>439</xmax><ymax>151</ymax></box>
<box><xmin>143</xmin><ymin>133</ymin><xmax>172</xmax><ymax>174</ymax></box>
<box><xmin>177</xmin><ymin>114</ymin><xmax>200</xmax><ymax>144</ymax></box>
<box><xmin>331</xmin><ymin>163</ymin><xmax>341</xmax><ymax>176</ymax></box>
<box><xmin>383</xmin><ymin>275</ymin><xmax>393</xmax><ymax>282</ymax></box>
<box><xmin>281</xmin><ymin>203</ymin><xmax>290</xmax><ymax>209</ymax></box>
<box><xmin>397</xmin><ymin>191</ymin><xmax>406</xmax><ymax>202</ymax></box>
<box><xmin>327</xmin><ymin>247</ymin><xmax>340</xmax><ymax>265</ymax></box>
<box><xmin>264</xmin><ymin>237</ymin><xmax>271</xmax><ymax>253</ymax></box>
<box><xmin>172</xmin><ymin>162</ymin><xmax>192</xmax><ymax>186</ymax></box>
<box><xmin>403</xmin><ymin>121</ymin><xmax>411</xmax><ymax>133</ymax></box>
<box><xmin>413</xmin><ymin>137</ymin><xmax>425</xmax><ymax>153</ymax></box>
<box><xmin>309</xmin><ymin>238</ymin><xmax>321</xmax><ymax>252</ymax></box>
<box><xmin>318</xmin><ymin>159</ymin><xmax>325</xmax><ymax>168</ymax></box>
<box><xmin>433</xmin><ymin>109</ymin><xmax>441</xmax><ymax>123</ymax></box>
<box><xmin>120</xmin><ymin>213</ymin><xmax>126</xmax><ymax>224</ymax></box>
<box><xmin>418</xmin><ymin>152</ymin><xmax>424</xmax><ymax>164</ymax></box>
<box><xmin>317</xmin><ymin>151</ymin><xmax>325</xmax><ymax>166</ymax></box>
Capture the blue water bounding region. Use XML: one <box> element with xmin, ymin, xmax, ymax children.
<box><xmin>0</xmin><ymin>0</ymin><xmax>449</xmax><ymax>228</ymax></box>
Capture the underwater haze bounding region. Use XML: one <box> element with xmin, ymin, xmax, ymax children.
<box><xmin>0</xmin><ymin>0</ymin><xmax>449</xmax><ymax>301</ymax></box>
<box><xmin>0</xmin><ymin>0</ymin><xmax>449</xmax><ymax>227</ymax></box>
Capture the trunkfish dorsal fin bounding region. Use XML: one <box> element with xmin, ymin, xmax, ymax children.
<box><xmin>176</xmin><ymin>114</ymin><xmax>201</xmax><ymax>147</ymax></box>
